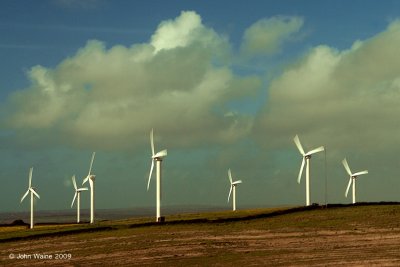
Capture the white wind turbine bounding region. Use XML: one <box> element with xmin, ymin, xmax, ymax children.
<box><xmin>147</xmin><ymin>129</ymin><xmax>167</xmax><ymax>222</ymax></box>
<box><xmin>227</xmin><ymin>169</ymin><xmax>242</xmax><ymax>211</ymax></box>
<box><xmin>342</xmin><ymin>158</ymin><xmax>368</xmax><ymax>204</ymax></box>
<box><xmin>82</xmin><ymin>152</ymin><xmax>96</xmax><ymax>224</ymax></box>
<box><xmin>71</xmin><ymin>175</ymin><xmax>88</xmax><ymax>223</ymax></box>
<box><xmin>293</xmin><ymin>135</ymin><xmax>325</xmax><ymax>206</ymax></box>
<box><xmin>20</xmin><ymin>167</ymin><xmax>40</xmax><ymax>229</ymax></box>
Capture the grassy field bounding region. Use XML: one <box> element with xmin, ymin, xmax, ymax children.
<box><xmin>1</xmin><ymin>203</ymin><xmax>400</xmax><ymax>266</ymax></box>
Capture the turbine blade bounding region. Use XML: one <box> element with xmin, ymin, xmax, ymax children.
<box><xmin>150</xmin><ymin>129</ymin><xmax>155</xmax><ymax>156</ymax></box>
<box><xmin>88</xmin><ymin>152</ymin><xmax>96</xmax><ymax>176</ymax></box>
<box><xmin>228</xmin><ymin>169</ymin><xmax>233</xmax><ymax>184</ymax></box>
<box><xmin>154</xmin><ymin>149</ymin><xmax>167</xmax><ymax>158</ymax></box>
<box><xmin>342</xmin><ymin>158</ymin><xmax>352</xmax><ymax>176</ymax></box>
<box><xmin>345</xmin><ymin>177</ymin><xmax>352</xmax><ymax>197</ymax></box>
<box><xmin>227</xmin><ymin>186</ymin><xmax>233</xmax><ymax>202</ymax></box>
<box><xmin>307</xmin><ymin>146</ymin><xmax>325</xmax><ymax>155</ymax></box>
<box><xmin>71</xmin><ymin>192</ymin><xmax>77</xmax><ymax>208</ymax></box>
<box><xmin>298</xmin><ymin>157</ymin><xmax>305</xmax><ymax>184</ymax></box>
<box><xmin>82</xmin><ymin>176</ymin><xmax>89</xmax><ymax>185</ymax></box>
<box><xmin>293</xmin><ymin>135</ymin><xmax>305</xmax><ymax>155</ymax></box>
<box><xmin>233</xmin><ymin>180</ymin><xmax>242</xmax><ymax>185</ymax></box>
<box><xmin>28</xmin><ymin>167</ymin><xmax>33</xmax><ymax>188</ymax></box>
<box><xmin>147</xmin><ymin>160</ymin><xmax>154</xmax><ymax>190</ymax></box>
<box><xmin>353</xmin><ymin>170</ymin><xmax>368</xmax><ymax>176</ymax></box>
<box><xmin>72</xmin><ymin>175</ymin><xmax>77</xmax><ymax>190</ymax></box>
<box><xmin>30</xmin><ymin>188</ymin><xmax>40</xmax><ymax>199</ymax></box>
<box><xmin>78</xmin><ymin>187</ymin><xmax>89</xmax><ymax>191</ymax></box>
<box><xmin>21</xmin><ymin>190</ymin><xmax>29</xmax><ymax>203</ymax></box>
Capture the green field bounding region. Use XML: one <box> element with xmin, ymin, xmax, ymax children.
<box><xmin>1</xmin><ymin>203</ymin><xmax>400</xmax><ymax>266</ymax></box>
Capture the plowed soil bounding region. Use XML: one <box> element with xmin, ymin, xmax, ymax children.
<box><xmin>1</xmin><ymin>205</ymin><xmax>400</xmax><ymax>266</ymax></box>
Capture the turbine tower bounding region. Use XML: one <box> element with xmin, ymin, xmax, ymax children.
<box><xmin>20</xmin><ymin>167</ymin><xmax>40</xmax><ymax>229</ymax></box>
<box><xmin>227</xmin><ymin>169</ymin><xmax>243</xmax><ymax>211</ymax></box>
<box><xmin>293</xmin><ymin>135</ymin><xmax>324</xmax><ymax>206</ymax></box>
<box><xmin>82</xmin><ymin>152</ymin><xmax>96</xmax><ymax>224</ymax></box>
<box><xmin>342</xmin><ymin>158</ymin><xmax>368</xmax><ymax>204</ymax></box>
<box><xmin>71</xmin><ymin>175</ymin><xmax>88</xmax><ymax>223</ymax></box>
<box><xmin>147</xmin><ymin>129</ymin><xmax>167</xmax><ymax>222</ymax></box>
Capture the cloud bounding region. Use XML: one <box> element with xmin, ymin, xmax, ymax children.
<box><xmin>250</xmin><ymin>19</ymin><xmax>400</xmax><ymax>204</ymax></box>
<box><xmin>152</xmin><ymin>11</ymin><xmax>210</xmax><ymax>53</ymax></box>
<box><xmin>4</xmin><ymin>11</ymin><xmax>261</xmax><ymax>150</ymax></box>
<box><xmin>255</xmin><ymin>19</ymin><xmax>400</xmax><ymax>155</ymax></box>
<box><xmin>241</xmin><ymin>16</ymin><xmax>304</xmax><ymax>57</ymax></box>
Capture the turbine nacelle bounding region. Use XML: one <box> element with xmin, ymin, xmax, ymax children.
<box><xmin>81</xmin><ymin>152</ymin><xmax>96</xmax><ymax>224</ymax></box>
<box><xmin>82</xmin><ymin>152</ymin><xmax>96</xmax><ymax>186</ymax></box>
<box><xmin>152</xmin><ymin>149</ymin><xmax>168</xmax><ymax>160</ymax></box>
<box><xmin>82</xmin><ymin>174</ymin><xmax>96</xmax><ymax>185</ymax></box>
<box><xmin>71</xmin><ymin>175</ymin><xmax>88</xmax><ymax>208</ymax></box>
<box><xmin>29</xmin><ymin>187</ymin><xmax>40</xmax><ymax>198</ymax></box>
<box><xmin>342</xmin><ymin>158</ymin><xmax>368</xmax><ymax>198</ymax></box>
<box><xmin>231</xmin><ymin>180</ymin><xmax>243</xmax><ymax>186</ymax></box>
<box><xmin>227</xmin><ymin>169</ymin><xmax>242</xmax><ymax>202</ymax></box>
<box><xmin>21</xmin><ymin>167</ymin><xmax>40</xmax><ymax>203</ymax></box>
<box><xmin>293</xmin><ymin>135</ymin><xmax>324</xmax><ymax>184</ymax></box>
<box><xmin>147</xmin><ymin>129</ymin><xmax>167</xmax><ymax>190</ymax></box>
<box><xmin>20</xmin><ymin>167</ymin><xmax>40</xmax><ymax>229</ymax></box>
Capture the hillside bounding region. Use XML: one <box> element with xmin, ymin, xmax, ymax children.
<box><xmin>1</xmin><ymin>203</ymin><xmax>400</xmax><ymax>266</ymax></box>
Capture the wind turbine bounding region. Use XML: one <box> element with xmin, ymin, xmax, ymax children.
<box><xmin>147</xmin><ymin>129</ymin><xmax>167</xmax><ymax>222</ymax></box>
<box><xmin>82</xmin><ymin>152</ymin><xmax>96</xmax><ymax>224</ymax></box>
<box><xmin>293</xmin><ymin>135</ymin><xmax>325</xmax><ymax>206</ymax></box>
<box><xmin>20</xmin><ymin>167</ymin><xmax>40</xmax><ymax>229</ymax></box>
<box><xmin>71</xmin><ymin>175</ymin><xmax>88</xmax><ymax>223</ymax></box>
<box><xmin>227</xmin><ymin>169</ymin><xmax>242</xmax><ymax>211</ymax></box>
<box><xmin>342</xmin><ymin>158</ymin><xmax>368</xmax><ymax>204</ymax></box>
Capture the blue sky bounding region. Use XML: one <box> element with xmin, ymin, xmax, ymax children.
<box><xmin>1</xmin><ymin>0</ymin><xmax>400</xmax><ymax>214</ymax></box>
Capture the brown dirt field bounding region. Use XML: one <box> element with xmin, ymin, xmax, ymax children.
<box><xmin>1</xmin><ymin>205</ymin><xmax>400</xmax><ymax>266</ymax></box>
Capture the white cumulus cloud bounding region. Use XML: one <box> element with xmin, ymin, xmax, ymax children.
<box><xmin>255</xmin><ymin>20</ymin><xmax>400</xmax><ymax>154</ymax></box>
<box><xmin>241</xmin><ymin>16</ymin><xmax>304</xmax><ymax>57</ymax></box>
<box><xmin>4</xmin><ymin>11</ymin><xmax>261</xmax><ymax>150</ymax></box>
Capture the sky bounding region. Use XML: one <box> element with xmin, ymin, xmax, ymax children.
<box><xmin>1</xmin><ymin>0</ymin><xmax>400</xmax><ymax>213</ymax></box>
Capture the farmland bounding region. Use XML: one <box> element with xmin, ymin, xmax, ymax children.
<box><xmin>1</xmin><ymin>203</ymin><xmax>400</xmax><ymax>266</ymax></box>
